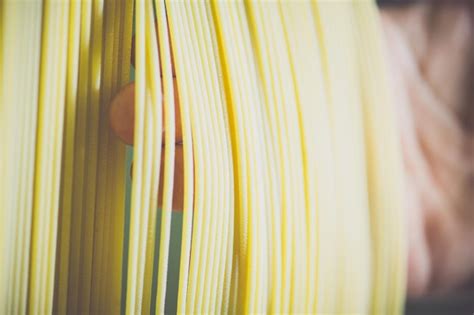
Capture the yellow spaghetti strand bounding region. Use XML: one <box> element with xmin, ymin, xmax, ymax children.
<box><xmin>141</xmin><ymin>0</ymin><xmax>163</xmax><ymax>312</ymax></box>
<box><xmin>54</xmin><ymin>2</ymin><xmax>81</xmax><ymax>314</ymax></box>
<box><xmin>28</xmin><ymin>1</ymin><xmax>69</xmax><ymax>313</ymax></box>
<box><xmin>106</xmin><ymin>0</ymin><xmax>133</xmax><ymax>311</ymax></box>
<box><xmin>154</xmin><ymin>0</ymin><xmax>177</xmax><ymax>313</ymax></box>
<box><xmin>165</xmin><ymin>3</ymin><xmax>196</xmax><ymax>313</ymax></box>
<box><xmin>125</xmin><ymin>0</ymin><xmax>146</xmax><ymax>311</ymax></box>
<box><xmin>352</xmin><ymin>2</ymin><xmax>407</xmax><ymax>313</ymax></box>
<box><xmin>66</xmin><ymin>1</ymin><xmax>92</xmax><ymax>311</ymax></box>
<box><xmin>77</xmin><ymin>1</ymin><xmax>104</xmax><ymax>311</ymax></box>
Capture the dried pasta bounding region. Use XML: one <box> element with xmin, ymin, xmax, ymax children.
<box><xmin>0</xmin><ymin>0</ymin><xmax>406</xmax><ymax>314</ymax></box>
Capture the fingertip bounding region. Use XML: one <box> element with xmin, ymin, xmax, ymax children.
<box><xmin>109</xmin><ymin>82</ymin><xmax>135</xmax><ymax>145</ymax></box>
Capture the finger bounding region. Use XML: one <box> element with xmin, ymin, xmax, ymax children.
<box><xmin>116</xmin><ymin>33</ymin><xmax>177</xmax><ymax>145</ymax></box>
<box><xmin>114</xmin><ymin>33</ymin><xmax>183</xmax><ymax>211</ymax></box>
<box><xmin>109</xmin><ymin>82</ymin><xmax>135</xmax><ymax>145</ymax></box>
<box><xmin>109</xmin><ymin>80</ymin><xmax>183</xmax><ymax>145</ymax></box>
<box><xmin>110</xmin><ymin>79</ymin><xmax>184</xmax><ymax>211</ymax></box>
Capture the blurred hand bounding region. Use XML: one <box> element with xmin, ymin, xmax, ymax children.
<box><xmin>109</xmin><ymin>1</ymin><xmax>474</xmax><ymax>298</ymax></box>
<box><xmin>381</xmin><ymin>1</ymin><xmax>473</xmax><ymax>296</ymax></box>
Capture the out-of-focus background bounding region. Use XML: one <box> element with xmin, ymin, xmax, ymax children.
<box><xmin>377</xmin><ymin>0</ymin><xmax>473</xmax><ymax>314</ymax></box>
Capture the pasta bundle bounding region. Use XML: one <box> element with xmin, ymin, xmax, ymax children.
<box><xmin>0</xmin><ymin>0</ymin><xmax>406</xmax><ymax>314</ymax></box>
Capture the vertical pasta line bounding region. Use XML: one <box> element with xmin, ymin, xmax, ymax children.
<box><xmin>28</xmin><ymin>1</ymin><xmax>69</xmax><ymax>314</ymax></box>
<box><xmin>141</xmin><ymin>0</ymin><xmax>163</xmax><ymax>312</ymax></box>
<box><xmin>165</xmin><ymin>2</ymin><xmax>196</xmax><ymax>313</ymax></box>
<box><xmin>153</xmin><ymin>0</ymin><xmax>176</xmax><ymax>312</ymax></box>
<box><xmin>54</xmin><ymin>1</ymin><xmax>81</xmax><ymax>314</ymax></box>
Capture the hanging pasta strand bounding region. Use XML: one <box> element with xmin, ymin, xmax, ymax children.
<box><xmin>191</xmin><ymin>3</ymin><xmax>233</xmax><ymax>313</ymax></box>
<box><xmin>0</xmin><ymin>2</ymin><xmax>43</xmax><ymax>314</ymax></box>
<box><xmin>75</xmin><ymin>0</ymin><xmax>104</xmax><ymax>311</ymax></box>
<box><xmin>352</xmin><ymin>2</ymin><xmax>407</xmax><ymax>313</ymax></box>
<box><xmin>153</xmin><ymin>0</ymin><xmax>176</xmax><ymax>313</ymax></box>
<box><xmin>314</xmin><ymin>3</ymin><xmax>375</xmax><ymax>314</ymax></box>
<box><xmin>27</xmin><ymin>1</ymin><xmax>69</xmax><ymax>313</ymax></box>
<box><xmin>140</xmin><ymin>0</ymin><xmax>164</xmax><ymax>312</ymax></box>
<box><xmin>280</xmin><ymin>3</ymin><xmax>340</xmax><ymax>313</ymax></box>
<box><xmin>64</xmin><ymin>1</ymin><xmax>93</xmax><ymax>311</ymax></box>
<box><xmin>164</xmin><ymin>2</ymin><xmax>196</xmax><ymax>313</ymax></box>
<box><xmin>53</xmin><ymin>1</ymin><xmax>81</xmax><ymax>314</ymax></box>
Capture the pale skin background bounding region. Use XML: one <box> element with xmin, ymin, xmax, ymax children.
<box><xmin>109</xmin><ymin>1</ymin><xmax>473</xmax><ymax>299</ymax></box>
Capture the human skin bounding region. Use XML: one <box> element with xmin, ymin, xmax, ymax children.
<box><xmin>109</xmin><ymin>2</ymin><xmax>473</xmax><ymax>298</ymax></box>
<box><xmin>380</xmin><ymin>2</ymin><xmax>474</xmax><ymax>297</ymax></box>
